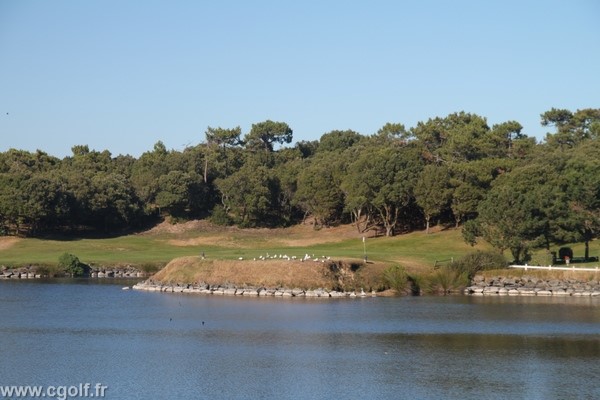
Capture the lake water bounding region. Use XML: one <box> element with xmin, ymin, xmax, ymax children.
<box><xmin>1</xmin><ymin>279</ymin><xmax>599</xmax><ymax>399</ymax></box>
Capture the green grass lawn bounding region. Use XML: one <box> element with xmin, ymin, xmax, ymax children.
<box><xmin>1</xmin><ymin>224</ymin><xmax>598</xmax><ymax>273</ymax></box>
<box><xmin>0</xmin><ymin>236</ymin><xmax>205</xmax><ymax>267</ymax></box>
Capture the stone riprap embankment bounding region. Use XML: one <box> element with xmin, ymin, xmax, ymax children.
<box><xmin>89</xmin><ymin>267</ymin><xmax>147</xmax><ymax>278</ymax></box>
<box><xmin>465</xmin><ymin>275</ymin><xmax>600</xmax><ymax>297</ymax></box>
<box><xmin>0</xmin><ymin>268</ymin><xmax>42</xmax><ymax>279</ymax></box>
<box><xmin>0</xmin><ymin>266</ymin><xmax>147</xmax><ymax>279</ymax></box>
<box><xmin>132</xmin><ymin>281</ymin><xmax>373</xmax><ymax>298</ymax></box>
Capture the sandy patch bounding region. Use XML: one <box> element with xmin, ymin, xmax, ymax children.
<box><xmin>168</xmin><ymin>236</ymin><xmax>245</xmax><ymax>248</ymax></box>
<box><xmin>145</xmin><ymin>219</ymin><xmax>373</xmax><ymax>249</ymax></box>
<box><xmin>0</xmin><ymin>237</ymin><xmax>20</xmax><ymax>250</ymax></box>
<box><xmin>140</xmin><ymin>219</ymin><xmax>225</xmax><ymax>235</ymax></box>
<box><xmin>276</xmin><ymin>224</ymin><xmax>366</xmax><ymax>246</ymax></box>
<box><xmin>167</xmin><ymin>226</ymin><xmax>364</xmax><ymax>248</ymax></box>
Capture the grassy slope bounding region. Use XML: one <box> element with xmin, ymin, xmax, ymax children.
<box><xmin>0</xmin><ymin>221</ymin><xmax>598</xmax><ymax>273</ymax></box>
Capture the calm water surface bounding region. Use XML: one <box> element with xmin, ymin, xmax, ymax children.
<box><xmin>1</xmin><ymin>279</ymin><xmax>599</xmax><ymax>399</ymax></box>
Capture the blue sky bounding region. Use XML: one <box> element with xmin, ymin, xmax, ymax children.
<box><xmin>1</xmin><ymin>0</ymin><xmax>598</xmax><ymax>158</ymax></box>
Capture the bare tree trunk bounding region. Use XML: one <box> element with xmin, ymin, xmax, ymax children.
<box><xmin>351</xmin><ymin>208</ymin><xmax>367</xmax><ymax>233</ymax></box>
<box><xmin>203</xmin><ymin>157</ymin><xmax>208</xmax><ymax>183</ymax></box>
<box><xmin>585</xmin><ymin>240</ymin><xmax>590</xmax><ymax>260</ymax></box>
<box><xmin>378</xmin><ymin>204</ymin><xmax>398</xmax><ymax>237</ymax></box>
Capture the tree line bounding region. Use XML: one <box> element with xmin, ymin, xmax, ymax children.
<box><xmin>1</xmin><ymin>109</ymin><xmax>599</xmax><ymax>263</ymax></box>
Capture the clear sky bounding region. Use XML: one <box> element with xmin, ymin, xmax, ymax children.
<box><xmin>1</xmin><ymin>0</ymin><xmax>599</xmax><ymax>158</ymax></box>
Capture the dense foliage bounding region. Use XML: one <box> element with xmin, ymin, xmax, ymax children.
<box><xmin>58</xmin><ymin>252</ymin><xmax>88</xmax><ymax>277</ymax></box>
<box><xmin>1</xmin><ymin>110</ymin><xmax>599</xmax><ymax>262</ymax></box>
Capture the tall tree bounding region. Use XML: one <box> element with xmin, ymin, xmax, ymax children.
<box><xmin>490</xmin><ymin>120</ymin><xmax>526</xmax><ymax>158</ymax></box>
<box><xmin>203</xmin><ymin>126</ymin><xmax>243</xmax><ymax>182</ymax></box>
<box><xmin>542</xmin><ymin>108</ymin><xmax>600</xmax><ymax>149</ymax></box>
<box><xmin>411</xmin><ymin>112</ymin><xmax>491</xmax><ymax>164</ymax></box>
<box><xmin>155</xmin><ymin>171</ymin><xmax>206</xmax><ymax>219</ymax></box>
<box><xmin>215</xmin><ymin>162</ymin><xmax>280</xmax><ymax>227</ymax></box>
<box><xmin>376</xmin><ymin>122</ymin><xmax>410</xmax><ymax>140</ymax></box>
<box><xmin>448</xmin><ymin>158</ymin><xmax>514</xmax><ymax>227</ymax></box>
<box><xmin>295</xmin><ymin>157</ymin><xmax>345</xmax><ymax>227</ymax></box>
<box><xmin>343</xmin><ymin>144</ymin><xmax>422</xmax><ymax>236</ymax></box>
<box><xmin>414</xmin><ymin>165</ymin><xmax>452</xmax><ymax>234</ymax></box>
<box><xmin>464</xmin><ymin>164</ymin><xmax>556</xmax><ymax>263</ymax></box>
<box><xmin>317</xmin><ymin>130</ymin><xmax>363</xmax><ymax>153</ymax></box>
<box><xmin>552</xmin><ymin>141</ymin><xmax>600</xmax><ymax>259</ymax></box>
<box><xmin>130</xmin><ymin>141</ymin><xmax>171</xmax><ymax>213</ymax></box>
<box><xmin>244</xmin><ymin>120</ymin><xmax>293</xmax><ymax>153</ymax></box>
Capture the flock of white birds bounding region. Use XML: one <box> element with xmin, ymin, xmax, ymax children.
<box><xmin>237</xmin><ymin>253</ymin><xmax>332</xmax><ymax>263</ymax></box>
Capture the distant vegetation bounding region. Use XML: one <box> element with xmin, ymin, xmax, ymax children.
<box><xmin>57</xmin><ymin>252</ymin><xmax>87</xmax><ymax>277</ymax></box>
<box><xmin>1</xmin><ymin>108</ymin><xmax>599</xmax><ymax>264</ymax></box>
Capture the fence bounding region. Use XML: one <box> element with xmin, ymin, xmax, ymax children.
<box><xmin>509</xmin><ymin>264</ymin><xmax>600</xmax><ymax>272</ymax></box>
<box><xmin>433</xmin><ymin>258</ymin><xmax>454</xmax><ymax>269</ymax></box>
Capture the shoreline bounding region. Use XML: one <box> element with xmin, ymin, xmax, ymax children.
<box><xmin>132</xmin><ymin>280</ymin><xmax>376</xmax><ymax>298</ymax></box>
<box><xmin>465</xmin><ymin>274</ymin><xmax>600</xmax><ymax>297</ymax></box>
<box><xmin>0</xmin><ymin>266</ymin><xmax>148</xmax><ymax>279</ymax></box>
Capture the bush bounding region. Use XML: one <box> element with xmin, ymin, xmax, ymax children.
<box><xmin>424</xmin><ymin>267</ymin><xmax>470</xmax><ymax>295</ymax></box>
<box><xmin>35</xmin><ymin>264</ymin><xmax>62</xmax><ymax>277</ymax></box>
<box><xmin>209</xmin><ymin>205</ymin><xmax>232</xmax><ymax>226</ymax></box>
<box><xmin>407</xmin><ymin>274</ymin><xmax>425</xmax><ymax>295</ymax></box>
<box><xmin>139</xmin><ymin>262</ymin><xmax>164</xmax><ymax>274</ymax></box>
<box><xmin>450</xmin><ymin>250</ymin><xmax>507</xmax><ymax>279</ymax></box>
<box><xmin>58</xmin><ymin>253</ymin><xmax>88</xmax><ymax>277</ymax></box>
<box><xmin>383</xmin><ymin>265</ymin><xmax>409</xmax><ymax>294</ymax></box>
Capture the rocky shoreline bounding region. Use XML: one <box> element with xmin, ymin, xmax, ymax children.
<box><xmin>132</xmin><ymin>280</ymin><xmax>375</xmax><ymax>298</ymax></box>
<box><xmin>465</xmin><ymin>274</ymin><xmax>600</xmax><ymax>297</ymax></box>
<box><xmin>0</xmin><ymin>266</ymin><xmax>147</xmax><ymax>279</ymax></box>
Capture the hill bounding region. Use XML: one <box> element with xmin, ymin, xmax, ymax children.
<box><xmin>150</xmin><ymin>256</ymin><xmax>388</xmax><ymax>292</ymax></box>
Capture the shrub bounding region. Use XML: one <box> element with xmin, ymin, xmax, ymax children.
<box><xmin>407</xmin><ymin>274</ymin><xmax>425</xmax><ymax>295</ymax></box>
<box><xmin>209</xmin><ymin>205</ymin><xmax>232</xmax><ymax>226</ymax></box>
<box><xmin>35</xmin><ymin>264</ymin><xmax>62</xmax><ymax>277</ymax></box>
<box><xmin>139</xmin><ymin>262</ymin><xmax>164</xmax><ymax>273</ymax></box>
<box><xmin>424</xmin><ymin>267</ymin><xmax>470</xmax><ymax>295</ymax></box>
<box><xmin>450</xmin><ymin>250</ymin><xmax>507</xmax><ymax>279</ymax></box>
<box><xmin>383</xmin><ymin>265</ymin><xmax>409</xmax><ymax>294</ymax></box>
<box><xmin>58</xmin><ymin>253</ymin><xmax>88</xmax><ymax>277</ymax></box>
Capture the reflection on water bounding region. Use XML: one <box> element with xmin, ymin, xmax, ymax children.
<box><xmin>0</xmin><ymin>280</ymin><xmax>599</xmax><ymax>399</ymax></box>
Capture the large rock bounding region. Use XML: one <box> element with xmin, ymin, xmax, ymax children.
<box><xmin>483</xmin><ymin>286</ymin><xmax>499</xmax><ymax>294</ymax></box>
